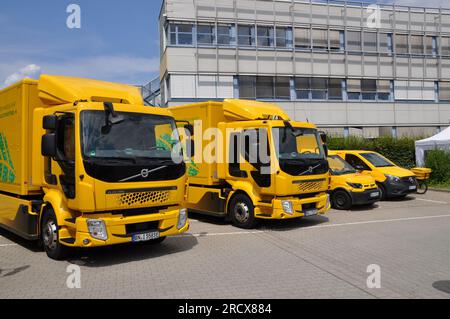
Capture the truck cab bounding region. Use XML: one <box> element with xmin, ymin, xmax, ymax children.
<box><xmin>0</xmin><ymin>75</ymin><xmax>189</xmax><ymax>259</ymax></box>
<box><xmin>171</xmin><ymin>99</ymin><xmax>331</xmax><ymax>229</ymax></box>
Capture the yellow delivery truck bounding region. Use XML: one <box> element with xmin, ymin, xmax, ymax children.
<box><xmin>170</xmin><ymin>99</ymin><xmax>331</xmax><ymax>229</ymax></box>
<box><xmin>0</xmin><ymin>75</ymin><xmax>189</xmax><ymax>259</ymax></box>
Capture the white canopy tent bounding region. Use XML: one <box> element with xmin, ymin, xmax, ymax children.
<box><xmin>415</xmin><ymin>127</ymin><xmax>450</xmax><ymax>167</ymax></box>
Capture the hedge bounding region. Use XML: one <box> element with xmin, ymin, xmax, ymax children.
<box><xmin>425</xmin><ymin>150</ymin><xmax>450</xmax><ymax>184</ymax></box>
<box><xmin>328</xmin><ymin>136</ymin><xmax>417</xmax><ymax>169</ymax></box>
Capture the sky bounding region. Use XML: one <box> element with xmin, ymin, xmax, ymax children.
<box><xmin>1</xmin><ymin>0</ymin><xmax>450</xmax><ymax>88</ymax></box>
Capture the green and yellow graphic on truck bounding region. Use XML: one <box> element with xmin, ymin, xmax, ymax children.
<box><xmin>0</xmin><ymin>133</ymin><xmax>16</xmax><ymax>183</ymax></box>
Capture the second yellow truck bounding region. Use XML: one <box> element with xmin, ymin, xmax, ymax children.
<box><xmin>171</xmin><ymin>99</ymin><xmax>331</xmax><ymax>229</ymax></box>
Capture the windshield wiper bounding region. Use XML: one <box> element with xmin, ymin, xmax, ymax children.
<box><xmin>119</xmin><ymin>166</ymin><xmax>168</xmax><ymax>182</ymax></box>
<box><xmin>85</xmin><ymin>156</ymin><xmax>137</xmax><ymax>164</ymax></box>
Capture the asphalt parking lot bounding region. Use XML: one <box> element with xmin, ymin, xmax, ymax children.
<box><xmin>1</xmin><ymin>191</ymin><xmax>450</xmax><ymax>299</ymax></box>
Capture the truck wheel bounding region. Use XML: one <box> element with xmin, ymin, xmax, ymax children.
<box><xmin>229</xmin><ymin>194</ymin><xmax>257</xmax><ymax>229</ymax></box>
<box><xmin>331</xmin><ymin>190</ymin><xmax>352</xmax><ymax>210</ymax></box>
<box><xmin>377</xmin><ymin>183</ymin><xmax>387</xmax><ymax>201</ymax></box>
<box><xmin>41</xmin><ymin>209</ymin><xmax>69</xmax><ymax>260</ymax></box>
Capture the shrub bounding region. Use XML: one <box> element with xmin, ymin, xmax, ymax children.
<box><xmin>328</xmin><ymin>136</ymin><xmax>417</xmax><ymax>168</ymax></box>
<box><xmin>425</xmin><ymin>150</ymin><xmax>450</xmax><ymax>183</ymax></box>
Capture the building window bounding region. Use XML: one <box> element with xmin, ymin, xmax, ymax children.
<box><xmin>311</xmin><ymin>78</ymin><xmax>327</xmax><ymax>99</ymax></box>
<box><xmin>395</xmin><ymin>34</ymin><xmax>409</xmax><ymax>54</ymax></box>
<box><xmin>217</xmin><ymin>24</ymin><xmax>235</xmax><ymax>46</ymax></box>
<box><xmin>275</xmin><ymin>77</ymin><xmax>290</xmax><ymax>99</ymax></box>
<box><xmin>169</xmin><ymin>23</ymin><xmax>194</xmax><ymax>46</ymax></box>
<box><xmin>347</xmin><ymin>79</ymin><xmax>361</xmax><ymax>100</ymax></box>
<box><xmin>295</xmin><ymin>28</ymin><xmax>311</xmax><ymax>49</ymax></box>
<box><xmin>425</xmin><ymin>36</ymin><xmax>437</xmax><ymax>56</ymax></box>
<box><xmin>295</xmin><ymin>77</ymin><xmax>310</xmax><ymax>99</ymax></box>
<box><xmin>379</xmin><ymin>33</ymin><xmax>393</xmax><ymax>53</ymax></box>
<box><xmin>439</xmin><ymin>82</ymin><xmax>450</xmax><ymax>101</ymax></box>
<box><xmin>238</xmin><ymin>25</ymin><xmax>255</xmax><ymax>46</ymax></box>
<box><xmin>197</xmin><ymin>24</ymin><xmax>215</xmax><ymax>45</ymax></box>
<box><xmin>410</xmin><ymin>35</ymin><xmax>424</xmax><ymax>55</ymax></box>
<box><xmin>440</xmin><ymin>37</ymin><xmax>450</xmax><ymax>56</ymax></box>
<box><xmin>312</xmin><ymin>29</ymin><xmax>328</xmax><ymax>50</ymax></box>
<box><xmin>363</xmin><ymin>32</ymin><xmax>377</xmax><ymax>52</ymax></box>
<box><xmin>256</xmin><ymin>76</ymin><xmax>274</xmax><ymax>99</ymax></box>
<box><xmin>329</xmin><ymin>30</ymin><xmax>341</xmax><ymax>51</ymax></box>
<box><xmin>328</xmin><ymin>79</ymin><xmax>342</xmax><ymax>100</ymax></box>
<box><xmin>276</xmin><ymin>27</ymin><xmax>293</xmax><ymax>48</ymax></box>
<box><xmin>347</xmin><ymin>31</ymin><xmax>361</xmax><ymax>52</ymax></box>
<box><xmin>361</xmin><ymin>79</ymin><xmax>377</xmax><ymax>100</ymax></box>
<box><xmin>377</xmin><ymin>80</ymin><xmax>391</xmax><ymax>101</ymax></box>
<box><xmin>238</xmin><ymin>76</ymin><xmax>256</xmax><ymax>99</ymax></box>
<box><xmin>257</xmin><ymin>26</ymin><xmax>274</xmax><ymax>47</ymax></box>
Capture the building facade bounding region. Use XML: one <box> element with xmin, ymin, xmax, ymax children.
<box><xmin>159</xmin><ymin>0</ymin><xmax>450</xmax><ymax>137</ymax></box>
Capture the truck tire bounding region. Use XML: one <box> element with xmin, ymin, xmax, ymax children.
<box><xmin>41</xmin><ymin>208</ymin><xmax>70</xmax><ymax>260</ymax></box>
<box><xmin>229</xmin><ymin>194</ymin><xmax>257</xmax><ymax>229</ymax></box>
<box><xmin>331</xmin><ymin>189</ymin><xmax>353</xmax><ymax>210</ymax></box>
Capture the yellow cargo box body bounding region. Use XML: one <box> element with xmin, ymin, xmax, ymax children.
<box><xmin>171</xmin><ymin>99</ymin><xmax>331</xmax><ymax>229</ymax></box>
<box><xmin>0</xmin><ymin>75</ymin><xmax>188</xmax><ymax>260</ymax></box>
<box><xmin>0</xmin><ymin>79</ymin><xmax>42</xmax><ymax>195</ymax></box>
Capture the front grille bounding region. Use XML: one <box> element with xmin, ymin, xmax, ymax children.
<box><xmin>401</xmin><ymin>176</ymin><xmax>417</xmax><ymax>185</ymax></box>
<box><xmin>114</xmin><ymin>190</ymin><xmax>170</xmax><ymax>207</ymax></box>
<box><xmin>294</xmin><ymin>179</ymin><xmax>327</xmax><ymax>193</ymax></box>
<box><xmin>301</xmin><ymin>203</ymin><xmax>317</xmax><ymax>211</ymax></box>
<box><xmin>110</xmin><ymin>205</ymin><xmax>174</xmax><ymax>217</ymax></box>
<box><xmin>126</xmin><ymin>221</ymin><xmax>159</xmax><ymax>235</ymax></box>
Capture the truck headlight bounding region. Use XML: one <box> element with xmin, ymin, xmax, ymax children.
<box><xmin>87</xmin><ymin>219</ymin><xmax>108</xmax><ymax>241</ymax></box>
<box><xmin>385</xmin><ymin>174</ymin><xmax>400</xmax><ymax>183</ymax></box>
<box><xmin>282</xmin><ymin>200</ymin><xmax>294</xmax><ymax>215</ymax></box>
<box><xmin>347</xmin><ymin>182</ymin><xmax>363</xmax><ymax>189</ymax></box>
<box><xmin>177</xmin><ymin>208</ymin><xmax>188</xmax><ymax>230</ymax></box>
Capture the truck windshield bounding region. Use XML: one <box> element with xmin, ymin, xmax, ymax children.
<box><xmin>361</xmin><ymin>153</ymin><xmax>395</xmax><ymax>167</ymax></box>
<box><xmin>273</xmin><ymin>127</ymin><xmax>325</xmax><ymax>160</ymax></box>
<box><xmin>328</xmin><ymin>155</ymin><xmax>357</xmax><ymax>175</ymax></box>
<box><xmin>81</xmin><ymin>111</ymin><xmax>182</xmax><ymax>161</ymax></box>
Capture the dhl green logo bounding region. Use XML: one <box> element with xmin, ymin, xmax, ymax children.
<box><xmin>0</xmin><ymin>133</ymin><xmax>16</xmax><ymax>183</ymax></box>
<box><xmin>157</xmin><ymin>133</ymin><xmax>199</xmax><ymax>177</ymax></box>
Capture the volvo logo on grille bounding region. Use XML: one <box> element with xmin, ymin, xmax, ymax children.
<box><xmin>298</xmin><ymin>164</ymin><xmax>321</xmax><ymax>176</ymax></box>
<box><xmin>409</xmin><ymin>177</ymin><xmax>415</xmax><ymax>183</ymax></box>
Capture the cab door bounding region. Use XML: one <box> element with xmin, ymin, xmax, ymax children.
<box><xmin>345</xmin><ymin>154</ymin><xmax>373</xmax><ymax>178</ymax></box>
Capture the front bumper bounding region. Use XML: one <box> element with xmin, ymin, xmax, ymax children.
<box><xmin>350</xmin><ymin>188</ymin><xmax>381</xmax><ymax>205</ymax></box>
<box><xmin>383</xmin><ymin>180</ymin><xmax>417</xmax><ymax>198</ymax></box>
<box><xmin>256</xmin><ymin>193</ymin><xmax>330</xmax><ymax>219</ymax></box>
<box><xmin>62</xmin><ymin>206</ymin><xmax>189</xmax><ymax>247</ymax></box>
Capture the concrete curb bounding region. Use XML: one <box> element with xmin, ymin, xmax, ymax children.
<box><xmin>429</xmin><ymin>188</ymin><xmax>450</xmax><ymax>193</ymax></box>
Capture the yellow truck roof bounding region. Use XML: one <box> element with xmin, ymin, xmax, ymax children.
<box><xmin>222</xmin><ymin>99</ymin><xmax>291</xmax><ymax>121</ymax></box>
<box><xmin>37</xmin><ymin>75</ymin><xmax>144</xmax><ymax>106</ymax></box>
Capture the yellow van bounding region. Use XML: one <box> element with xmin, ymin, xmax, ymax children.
<box><xmin>333</xmin><ymin>151</ymin><xmax>417</xmax><ymax>200</ymax></box>
<box><xmin>327</xmin><ymin>153</ymin><xmax>380</xmax><ymax>210</ymax></box>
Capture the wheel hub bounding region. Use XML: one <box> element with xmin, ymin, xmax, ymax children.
<box><xmin>43</xmin><ymin>219</ymin><xmax>58</xmax><ymax>250</ymax></box>
<box><xmin>234</xmin><ymin>202</ymin><xmax>250</xmax><ymax>223</ymax></box>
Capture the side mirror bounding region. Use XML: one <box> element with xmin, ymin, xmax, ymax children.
<box><xmin>41</xmin><ymin>133</ymin><xmax>57</xmax><ymax>157</ymax></box>
<box><xmin>184</xmin><ymin>124</ymin><xmax>194</xmax><ymax>136</ymax></box>
<box><xmin>43</xmin><ymin>115</ymin><xmax>58</xmax><ymax>131</ymax></box>
<box><xmin>323</xmin><ymin>144</ymin><xmax>329</xmax><ymax>157</ymax></box>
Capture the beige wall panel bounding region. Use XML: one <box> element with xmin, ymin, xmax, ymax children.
<box><xmin>411</xmin><ymin>58</ymin><xmax>424</xmax><ymax>79</ymax></box>
<box><xmin>311</xmin><ymin>4</ymin><xmax>328</xmax><ymax>25</ymax></box>
<box><xmin>274</xmin><ymin>1</ymin><xmax>292</xmax><ymax>23</ymax></box>
<box><xmin>395</xmin><ymin>10</ymin><xmax>409</xmax><ymax>31</ymax></box>
<box><xmin>425</xmin><ymin>11</ymin><xmax>439</xmax><ymax>33</ymax></box>
<box><xmin>276</xmin><ymin>52</ymin><xmax>294</xmax><ymax>75</ymax></box>
<box><xmin>216</xmin><ymin>0</ymin><xmax>235</xmax><ymax>19</ymax></box>
<box><xmin>347</xmin><ymin>55</ymin><xmax>362</xmax><ymax>77</ymax></box>
<box><xmin>380</xmin><ymin>9</ymin><xmax>394</xmax><ymax>29</ymax></box>
<box><xmin>198</xmin><ymin>48</ymin><xmax>218</xmax><ymax>73</ymax></box>
<box><xmin>236</xmin><ymin>0</ymin><xmax>255</xmax><ymax>20</ymax></box>
<box><xmin>312</xmin><ymin>53</ymin><xmax>329</xmax><ymax>76</ymax></box>
<box><xmin>441</xmin><ymin>13</ymin><xmax>450</xmax><ymax>33</ymax></box>
<box><xmin>257</xmin><ymin>51</ymin><xmax>277</xmax><ymax>74</ymax></box>
<box><xmin>196</xmin><ymin>0</ymin><xmax>216</xmax><ymax>18</ymax></box>
<box><xmin>218</xmin><ymin>49</ymin><xmax>237</xmax><ymax>73</ymax></box>
<box><xmin>346</xmin><ymin>6</ymin><xmax>362</xmax><ymax>28</ymax></box>
<box><xmin>347</xmin><ymin>103</ymin><xmax>395</xmax><ymax>126</ymax></box>
<box><xmin>379</xmin><ymin>56</ymin><xmax>394</xmax><ymax>77</ymax></box>
<box><xmin>395</xmin><ymin>57</ymin><xmax>409</xmax><ymax>78</ymax></box>
<box><xmin>441</xmin><ymin>59</ymin><xmax>450</xmax><ymax>81</ymax></box>
<box><xmin>238</xmin><ymin>50</ymin><xmax>257</xmax><ymax>73</ymax></box>
<box><xmin>328</xmin><ymin>5</ymin><xmax>345</xmax><ymax>27</ymax></box>
<box><xmin>165</xmin><ymin>0</ymin><xmax>196</xmax><ymax>20</ymax></box>
<box><xmin>293</xmin><ymin>2</ymin><xmax>310</xmax><ymax>23</ymax></box>
<box><xmin>425</xmin><ymin>59</ymin><xmax>438</xmax><ymax>79</ymax></box>
<box><xmin>166</xmin><ymin>47</ymin><xmax>197</xmax><ymax>73</ymax></box>
<box><xmin>256</xmin><ymin>1</ymin><xmax>274</xmax><ymax>22</ymax></box>
<box><xmin>295</xmin><ymin>52</ymin><xmax>312</xmax><ymax>75</ymax></box>
<box><xmin>410</xmin><ymin>12</ymin><xmax>425</xmax><ymax>32</ymax></box>
<box><xmin>363</xmin><ymin>56</ymin><xmax>378</xmax><ymax>77</ymax></box>
<box><xmin>329</xmin><ymin>54</ymin><xmax>346</xmax><ymax>76</ymax></box>
<box><xmin>394</xmin><ymin>104</ymin><xmax>441</xmax><ymax>124</ymax></box>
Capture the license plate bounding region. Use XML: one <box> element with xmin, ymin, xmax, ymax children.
<box><xmin>132</xmin><ymin>231</ymin><xmax>160</xmax><ymax>242</ymax></box>
<box><xmin>409</xmin><ymin>185</ymin><xmax>417</xmax><ymax>190</ymax></box>
<box><xmin>304</xmin><ymin>209</ymin><xmax>318</xmax><ymax>217</ymax></box>
<box><xmin>370</xmin><ymin>191</ymin><xmax>380</xmax><ymax>198</ymax></box>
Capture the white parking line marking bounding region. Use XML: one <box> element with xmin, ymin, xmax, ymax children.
<box><xmin>415</xmin><ymin>198</ymin><xmax>448</xmax><ymax>205</ymax></box>
<box><xmin>175</xmin><ymin>214</ymin><xmax>450</xmax><ymax>238</ymax></box>
<box><xmin>0</xmin><ymin>244</ymin><xmax>17</xmax><ymax>247</ymax></box>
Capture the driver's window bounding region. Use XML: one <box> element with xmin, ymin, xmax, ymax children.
<box><xmin>57</xmin><ymin>116</ymin><xmax>75</xmax><ymax>162</ymax></box>
<box><xmin>346</xmin><ymin>154</ymin><xmax>370</xmax><ymax>171</ymax></box>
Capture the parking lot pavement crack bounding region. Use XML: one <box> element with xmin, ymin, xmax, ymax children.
<box><xmin>254</xmin><ymin>231</ymin><xmax>379</xmax><ymax>298</ymax></box>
